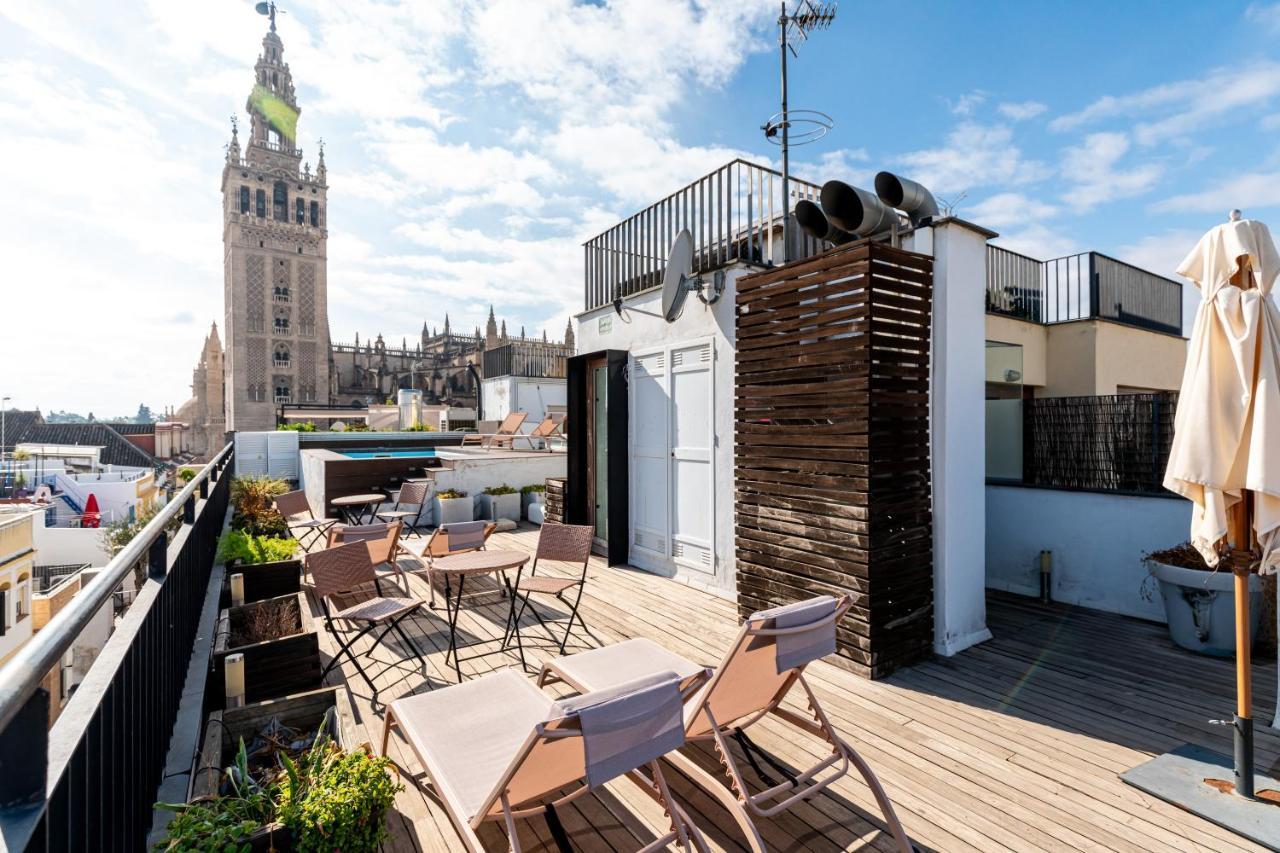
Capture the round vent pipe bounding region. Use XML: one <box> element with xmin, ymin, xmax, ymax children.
<box><xmin>819</xmin><ymin>180</ymin><xmax>900</xmax><ymax>237</ymax></box>
<box><xmin>795</xmin><ymin>199</ymin><xmax>853</xmax><ymax>245</ymax></box>
<box><xmin>874</xmin><ymin>172</ymin><xmax>939</xmax><ymax>226</ymax></box>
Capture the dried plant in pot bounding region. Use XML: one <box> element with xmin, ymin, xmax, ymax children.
<box><xmin>1143</xmin><ymin>542</ymin><xmax>1264</xmax><ymax>657</ymax></box>
<box><xmin>213</xmin><ymin>592</ymin><xmax>321</xmax><ymax>705</ymax></box>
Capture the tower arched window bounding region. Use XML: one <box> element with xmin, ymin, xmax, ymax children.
<box><xmin>239</xmin><ymin>186</ymin><xmax>250</xmax><ymax>213</ymax></box>
<box><xmin>255</xmin><ymin>188</ymin><xmax>266</xmax><ymax>217</ymax></box>
<box><xmin>273</xmin><ymin>345</ymin><xmax>291</xmax><ymax>368</ymax></box>
<box><xmin>273</xmin><ymin>181</ymin><xmax>288</xmax><ymax>222</ymax></box>
<box><xmin>295</xmin><ymin>198</ymin><xmax>305</xmax><ymax>224</ymax></box>
<box><xmin>310</xmin><ymin>201</ymin><xmax>321</xmax><ymax>227</ymax></box>
<box><xmin>274</xmin><ymin>382</ymin><xmax>291</xmax><ymax>404</ymax></box>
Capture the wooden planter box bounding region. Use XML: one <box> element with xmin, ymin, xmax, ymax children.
<box><xmin>191</xmin><ymin>686</ymin><xmax>350</xmax><ymax>852</ymax></box>
<box><xmin>219</xmin><ymin>558</ymin><xmax>302</xmax><ymax>608</ymax></box>
<box><xmin>212</xmin><ymin>592</ymin><xmax>321</xmax><ymax>705</ymax></box>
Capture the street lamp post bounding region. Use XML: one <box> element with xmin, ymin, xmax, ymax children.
<box><xmin>1</xmin><ymin>396</ymin><xmax>10</xmax><ymax>493</ymax></box>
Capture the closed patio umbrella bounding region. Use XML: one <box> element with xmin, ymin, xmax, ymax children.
<box><xmin>1163</xmin><ymin>210</ymin><xmax>1280</xmax><ymax>798</ymax></box>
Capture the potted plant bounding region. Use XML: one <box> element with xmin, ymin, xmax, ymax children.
<box><xmin>1144</xmin><ymin>543</ymin><xmax>1264</xmax><ymax>657</ymax></box>
<box><xmin>230</xmin><ymin>475</ymin><xmax>291</xmax><ymax>537</ymax></box>
<box><xmin>479</xmin><ymin>484</ymin><xmax>520</xmax><ymax>522</ymax></box>
<box><xmin>213</xmin><ymin>592</ymin><xmax>321</xmax><ymax>705</ymax></box>
<box><xmin>520</xmin><ymin>483</ymin><xmax>546</xmax><ymax>519</ymax></box>
<box><xmin>162</xmin><ymin>723</ymin><xmax>399</xmax><ymax>853</ymax></box>
<box><xmin>433</xmin><ymin>489</ymin><xmax>471</xmax><ymax>525</ymax></box>
<box><xmin>217</xmin><ymin>531</ymin><xmax>302</xmax><ymax>605</ymax></box>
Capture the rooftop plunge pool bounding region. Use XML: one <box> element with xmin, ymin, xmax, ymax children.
<box><xmin>339</xmin><ymin>448</ymin><xmax>439</xmax><ymax>459</ymax></box>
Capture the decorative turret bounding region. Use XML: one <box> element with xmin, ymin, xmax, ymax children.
<box><xmin>485</xmin><ymin>305</ymin><xmax>499</xmax><ymax>348</ymax></box>
<box><xmin>564</xmin><ymin>318</ymin><xmax>575</xmax><ymax>349</ymax></box>
<box><xmin>500</xmin><ymin>320</ymin><xmax>508</xmax><ymax>342</ymax></box>
<box><xmin>227</xmin><ymin>116</ymin><xmax>241</xmax><ymax>163</ymax></box>
<box><xmin>316</xmin><ymin>139</ymin><xmax>326</xmax><ymax>182</ymax></box>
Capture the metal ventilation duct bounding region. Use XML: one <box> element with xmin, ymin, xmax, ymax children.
<box><xmin>874</xmin><ymin>172</ymin><xmax>939</xmax><ymax>226</ymax></box>
<box><xmin>795</xmin><ymin>199</ymin><xmax>853</xmax><ymax>245</ymax></box>
<box><xmin>819</xmin><ymin>180</ymin><xmax>901</xmax><ymax>237</ymax></box>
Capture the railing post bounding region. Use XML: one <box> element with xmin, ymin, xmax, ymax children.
<box><xmin>148</xmin><ymin>535</ymin><xmax>167</xmax><ymax>580</ymax></box>
<box><xmin>199</xmin><ymin>477</ymin><xmax>209</xmax><ymax>500</ymax></box>
<box><xmin>1088</xmin><ymin>252</ymin><xmax>1100</xmax><ymax>319</ymax></box>
<box><xmin>183</xmin><ymin>494</ymin><xmax>196</xmax><ymax>524</ymax></box>
<box><xmin>0</xmin><ymin>688</ymin><xmax>48</xmax><ymax>810</ymax></box>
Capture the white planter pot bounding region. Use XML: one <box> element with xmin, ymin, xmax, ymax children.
<box><xmin>434</xmin><ymin>496</ymin><xmax>473</xmax><ymax>525</ymax></box>
<box><xmin>479</xmin><ymin>492</ymin><xmax>521</xmax><ymax>522</ymax></box>
<box><xmin>521</xmin><ymin>492</ymin><xmax>545</xmax><ymax>519</ymax></box>
<box><xmin>1149</xmin><ymin>560</ymin><xmax>1263</xmax><ymax>658</ymax></box>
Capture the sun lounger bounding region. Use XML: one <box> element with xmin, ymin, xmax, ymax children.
<box><xmin>511</xmin><ymin>413</ymin><xmax>566</xmax><ymax>451</ymax></box>
<box><xmin>537</xmin><ymin>594</ymin><xmax>916</xmax><ymax>853</ymax></box>
<box><xmin>460</xmin><ymin>411</ymin><xmax>528</xmax><ymax>449</ymax></box>
<box><xmin>382</xmin><ymin>668</ymin><xmax>710</xmax><ymax>852</ymax></box>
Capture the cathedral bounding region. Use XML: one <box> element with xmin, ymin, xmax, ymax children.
<box><xmin>178</xmin><ymin>17</ymin><xmax>573</xmax><ymax>456</ymax></box>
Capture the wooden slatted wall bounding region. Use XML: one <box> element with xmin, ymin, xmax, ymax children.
<box><xmin>735</xmin><ymin>240</ymin><xmax>934</xmax><ymax>678</ymax></box>
<box><xmin>544</xmin><ymin>477</ymin><xmax>566</xmax><ymax>524</ymax></box>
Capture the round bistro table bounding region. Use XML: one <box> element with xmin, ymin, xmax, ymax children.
<box><xmin>430</xmin><ymin>549</ymin><xmax>530</xmax><ymax>681</ymax></box>
<box><xmin>330</xmin><ymin>493</ymin><xmax>387</xmax><ymax>526</ymax></box>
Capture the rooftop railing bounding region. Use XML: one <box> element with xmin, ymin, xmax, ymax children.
<box><xmin>583</xmin><ymin>159</ymin><xmax>823</xmax><ymax>312</ymax></box>
<box><xmin>482</xmin><ymin>342</ymin><xmax>570</xmax><ymax>379</ymax></box>
<box><xmin>0</xmin><ymin>443</ymin><xmax>233</xmax><ymax>852</ymax></box>
<box><xmin>987</xmin><ymin>245</ymin><xmax>1183</xmax><ymax>334</ymax></box>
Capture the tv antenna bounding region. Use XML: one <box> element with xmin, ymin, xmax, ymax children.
<box><xmin>937</xmin><ymin>190</ymin><xmax>968</xmax><ymax>218</ymax></box>
<box><xmin>768</xmin><ymin>1</ymin><xmax>837</xmax><ymax>264</ymax></box>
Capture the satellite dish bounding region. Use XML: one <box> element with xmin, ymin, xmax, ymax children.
<box><xmin>662</xmin><ymin>230</ymin><xmax>696</xmax><ymax>322</ymax></box>
<box><xmin>255</xmin><ymin>1</ymin><xmax>271</xmax><ymax>13</ymax></box>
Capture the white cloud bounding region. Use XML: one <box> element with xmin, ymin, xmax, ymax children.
<box><xmin>1245</xmin><ymin>3</ymin><xmax>1280</xmax><ymax>33</ymax></box>
<box><xmin>1060</xmin><ymin>132</ymin><xmax>1163</xmax><ymax>211</ymax></box>
<box><xmin>989</xmin><ymin>225</ymin><xmax>1081</xmax><ymax>261</ymax></box>
<box><xmin>1050</xmin><ymin>62</ymin><xmax>1280</xmax><ymax>145</ymax></box>
<box><xmin>968</xmin><ymin>192</ymin><xmax>1058</xmax><ymax>228</ymax></box>
<box><xmin>997</xmin><ymin>101</ymin><xmax>1047</xmax><ymax>121</ymax></box>
<box><xmin>947</xmin><ymin>90</ymin><xmax>988</xmax><ymax>116</ymax></box>
<box><xmin>893</xmin><ymin>122</ymin><xmax>1050</xmax><ymax>196</ymax></box>
<box><xmin>1153</xmin><ymin>170</ymin><xmax>1280</xmax><ymax>213</ymax></box>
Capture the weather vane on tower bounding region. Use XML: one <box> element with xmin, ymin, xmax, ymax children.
<box><xmin>254</xmin><ymin>1</ymin><xmax>281</xmax><ymax>32</ymax></box>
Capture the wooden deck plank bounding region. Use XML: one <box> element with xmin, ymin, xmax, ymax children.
<box><xmin>301</xmin><ymin>526</ymin><xmax>1278</xmax><ymax>852</ymax></box>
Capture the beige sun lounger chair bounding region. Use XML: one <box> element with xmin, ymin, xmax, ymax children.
<box><xmin>511</xmin><ymin>413</ymin><xmax>566</xmax><ymax>451</ymax></box>
<box><xmin>382</xmin><ymin>668</ymin><xmax>710</xmax><ymax>853</ymax></box>
<box><xmin>460</xmin><ymin>411</ymin><xmax>528</xmax><ymax>449</ymax></box>
<box><xmin>538</xmin><ymin>594</ymin><xmax>916</xmax><ymax>853</ymax></box>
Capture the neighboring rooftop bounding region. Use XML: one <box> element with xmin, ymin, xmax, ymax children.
<box><xmin>1</xmin><ymin>411</ymin><xmax>161</xmax><ymax>469</ymax></box>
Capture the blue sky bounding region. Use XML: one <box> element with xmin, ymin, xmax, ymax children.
<box><xmin>2</xmin><ymin>0</ymin><xmax>1279</xmax><ymax>413</ymax></box>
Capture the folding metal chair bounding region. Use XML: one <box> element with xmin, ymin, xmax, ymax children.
<box><xmin>375</xmin><ymin>480</ymin><xmax>434</xmax><ymax>534</ymax></box>
<box><xmin>327</xmin><ymin>520</ymin><xmax>407</xmax><ymax>593</ymax></box>
<box><xmin>275</xmin><ymin>489</ymin><xmax>335</xmax><ymax>551</ymax></box>
<box><xmin>502</xmin><ymin>522</ymin><xmax>594</xmax><ymax>657</ymax></box>
<box><xmin>402</xmin><ymin>520</ymin><xmax>497</xmax><ymax>607</ymax></box>
<box><xmin>306</xmin><ymin>540</ymin><xmax>428</xmax><ymax>698</ymax></box>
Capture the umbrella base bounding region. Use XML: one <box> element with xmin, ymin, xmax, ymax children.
<box><xmin>1121</xmin><ymin>743</ymin><xmax>1280</xmax><ymax>849</ymax></box>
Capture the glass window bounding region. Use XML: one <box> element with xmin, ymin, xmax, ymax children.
<box><xmin>239</xmin><ymin>186</ymin><xmax>250</xmax><ymax>213</ymax></box>
<box><xmin>310</xmin><ymin>201</ymin><xmax>320</xmax><ymax>227</ymax></box>
<box><xmin>295</xmin><ymin>198</ymin><xmax>305</xmax><ymax>224</ymax></box>
<box><xmin>273</xmin><ymin>181</ymin><xmax>288</xmax><ymax>222</ymax></box>
<box><xmin>255</xmin><ymin>188</ymin><xmax>266</xmax><ymax>217</ymax></box>
<box><xmin>985</xmin><ymin>341</ymin><xmax>1024</xmax><ymax>481</ymax></box>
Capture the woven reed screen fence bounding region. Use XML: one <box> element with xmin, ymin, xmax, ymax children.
<box><xmin>735</xmin><ymin>240</ymin><xmax>934</xmax><ymax>679</ymax></box>
<box><xmin>1021</xmin><ymin>393</ymin><xmax>1177</xmax><ymax>495</ymax></box>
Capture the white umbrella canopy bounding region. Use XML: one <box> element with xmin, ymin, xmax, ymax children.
<box><xmin>1164</xmin><ymin>215</ymin><xmax>1280</xmax><ymax>575</ymax></box>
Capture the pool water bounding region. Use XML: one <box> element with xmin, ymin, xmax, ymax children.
<box><xmin>340</xmin><ymin>449</ymin><xmax>438</xmax><ymax>459</ymax></box>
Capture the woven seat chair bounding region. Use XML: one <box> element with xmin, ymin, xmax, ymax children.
<box><xmin>501</xmin><ymin>523</ymin><xmax>594</xmax><ymax>663</ymax></box>
<box><xmin>274</xmin><ymin>489</ymin><xmax>335</xmax><ymax>551</ymax></box>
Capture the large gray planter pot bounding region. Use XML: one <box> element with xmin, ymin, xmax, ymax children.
<box><xmin>1149</xmin><ymin>560</ymin><xmax>1263</xmax><ymax>658</ymax></box>
<box><xmin>521</xmin><ymin>491</ymin><xmax>545</xmax><ymax>519</ymax></box>
<box><xmin>479</xmin><ymin>492</ymin><xmax>520</xmax><ymax>522</ymax></box>
<box><xmin>434</xmin><ymin>496</ymin><xmax>473</xmax><ymax>525</ymax></box>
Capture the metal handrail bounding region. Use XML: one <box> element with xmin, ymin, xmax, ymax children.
<box><xmin>0</xmin><ymin>442</ymin><xmax>232</xmax><ymax>735</ymax></box>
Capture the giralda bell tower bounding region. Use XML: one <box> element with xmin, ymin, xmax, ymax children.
<box><xmin>221</xmin><ymin>8</ymin><xmax>331</xmax><ymax>432</ymax></box>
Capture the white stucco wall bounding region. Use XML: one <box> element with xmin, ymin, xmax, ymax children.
<box><xmin>986</xmin><ymin>485</ymin><xmax>1192</xmax><ymax>622</ymax></box>
<box><xmin>432</xmin><ymin>454</ymin><xmax>566</xmax><ymax>508</ymax></box>
<box><xmin>575</xmin><ymin>265</ymin><xmax>744</xmax><ymax>595</ymax></box>
<box><xmin>904</xmin><ymin>221</ymin><xmax>992</xmax><ymax>656</ymax></box>
<box><xmin>481</xmin><ymin>378</ymin><xmax>567</xmax><ymax>428</ymax></box>
<box><xmin>31</xmin><ymin>524</ymin><xmax>113</xmax><ymax>568</ymax></box>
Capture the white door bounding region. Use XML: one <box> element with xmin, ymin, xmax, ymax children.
<box><xmin>629</xmin><ymin>340</ymin><xmax>716</xmax><ymax>576</ymax></box>
<box><xmin>630</xmin><ymin>350</ymin><xmax>669</xmax><ymax>558</ymax></box>
<box><xmin>668</xmin><ymin>342</ymin><xmax>715</xmax><ymax>575</ymax></box>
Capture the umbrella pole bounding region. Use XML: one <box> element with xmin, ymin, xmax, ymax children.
<box><xmin>1228</xmin><ymin>493</ymin><xmax>1254</xmax><ymax>798</ymax></box>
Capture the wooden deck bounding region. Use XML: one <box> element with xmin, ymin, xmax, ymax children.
<box><xmin>310</xmin><ymin>525</ymin><xmax>1280</xmax><ymax>852</ymax></box>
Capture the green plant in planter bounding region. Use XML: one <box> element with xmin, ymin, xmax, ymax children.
<box><xmin>277</xmin><ymin>421</ymin><xmax>316</xmax><ymax>432</ymax></box>
<box><xmin>520</xmin><ymin>483</ymin><xmax>546</xmax><ymax>495</ymax></box>
<box><xmin>230</xmin><ymin>476</ymin><xmax>290</xmax><ymax>535</ymax></box>
<box><xmin>177</xmin><ymin>467</ymin><xmax>198</xmax><ymax>483</ymax></box>
<box><xmin>155</xmin><ymin>740</ymin><xmax>275</xmax><ymax>852</ymax></box>
<box><xmin>277</xmin><ymin>735</ymin><xmax>401</xmax><ymax>853</ymax></box>
<box><xmin>436</xmin><ymin>489</ymin><xmax>467</xmax><ymax>500</ymax></box>
<box><xmin>482</xmin><ymin>483</ymin><xmax>518</xmax><ymax>496</ymax></box>
<box><xmin>217</xmin><ymin>530</ymin><xmax>299</xmax><ymax>566</ymax></box>
<box><xmin>401</xmin><ymin>423</ymin><xmax>435</xmax><ymax>432</ymax></box>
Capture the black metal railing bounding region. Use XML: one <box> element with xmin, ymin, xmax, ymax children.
<box><xmin>0</xmin><ymin>443</ymin><xmax>234</xmax><ymax>852</ymax></box>
<box><xmin>482</xmin><ymin>342</ymin><xmax>569</xmax><ymax>379</ymax></box>
<box><xmin>583</xmin><ymin>159</ymin><xmax>824</xmax><ymax>311</ymax></box>
<box><xmin>1020</xmin><ymin>393</ymin><xmax>1177</xmax><ymax>495</ymax></box>
<box><xmin>987</xmin><ymin>246</ymin><xmax>1183</xmax><ymax>334</ymax></box>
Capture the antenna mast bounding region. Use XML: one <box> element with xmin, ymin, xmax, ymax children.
<box><xmin>770</xmin><ymin>1</ymin><xmax>837</xmax><ymax>264</ymax></box>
